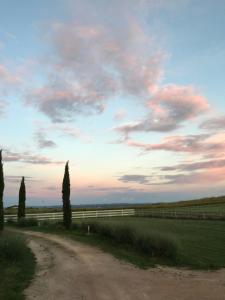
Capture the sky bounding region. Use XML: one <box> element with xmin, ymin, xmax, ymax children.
<box><xmin>0</xmin><ymin>0</ymin><xmax>225</xmax><ymax>207</ymax></box>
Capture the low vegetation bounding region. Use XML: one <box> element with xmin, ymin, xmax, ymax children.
<box><xmin>20</xmin><ymin>216</ymin><xmax>225</xmax><ymax>270</ymax></box>
<box><xmin>0</xmin><ymin>230</ymin><xmax>35</xmax><ymax>300</ymax></box>
<box><xmin>7</xmin><ymin>218</ymin><xmax>38</xmax><ymax>227</ymax></box>
<box><xmin>74</xmin><ymin>220</ymin><xmax>179</xmax><ymax>259</ymax></box>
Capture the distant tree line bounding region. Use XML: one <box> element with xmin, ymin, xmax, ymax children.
<box><xmin>0</xmin><ymin>150</ymin><xmax>72</xmax><ymax>231</ymax></box>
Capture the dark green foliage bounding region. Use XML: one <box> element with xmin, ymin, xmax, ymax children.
<box><xmin>0</xmin><ymin>231</ymin><xmax>35</xmax><ymax>300</ymax></box>
<box><xmin>0</xmin><ymin>232</ymin><xmax>28</xmax><ymax>262</ymax></box>
<box><xmin>62</xmin><ymin>161</ymin><xmax>72</xmax><ymax>229</ymax></box>
<box><xmin>18</xmin><ymin>177</ymin><xmax>26</xmax><ymax>220</ymax></box>
<box><xmin>78</xmin><ymin>220</ymin><xmax>179</xmax><ymax>259</ymax></box>
<box><xmin>6</xmin><ymin>218</ymin><xmax>15</xmax><ymax>225</ymax></box>
<box><xmin>17</xmin><ymin>218</ymin><xmax>38</xmax><ymax>227</ymax></box>
<box><xmin>0</xmin><ymin>150</ymin><xmax>5</xmax><ymax>231</ymax></box>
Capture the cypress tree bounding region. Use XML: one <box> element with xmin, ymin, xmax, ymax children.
<box><xmin>18</xmin><ymin>177</ymin><xmax>26</xmax><ymax>220</ymax></box>
<box><xmin>62</xmin><ymin>161</ymin><xmax>71</xmax><ymax>229</ymax></box>
<box><xmin>0</xmin><ymin>150</ymin><xmax>5</xmax><ymax>231</ymax></box>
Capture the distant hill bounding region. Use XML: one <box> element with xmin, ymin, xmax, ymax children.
<box><xmin>6</xmin><ymin>195</ymin><xmax>225</xmax><ymax>211</ymax></box>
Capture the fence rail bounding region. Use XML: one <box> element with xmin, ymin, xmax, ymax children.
<box><xmin>4</xmin><ymin>208</ymin><xmax>225</xmax><ymax>222</ymax></box>
<box><xmin>5</xmin><ymin>208</ymin><xmax>135</xmax><ymax>222</ymax></box>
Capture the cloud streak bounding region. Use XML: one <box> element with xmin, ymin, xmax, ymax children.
<box><xmin>123</xmin><ymin>133</ymin><xmax>225</xmax><ymax>159</ymax></box>
<box><xmin>118</xmin><ymin>174</ymin><xmax>154</xmax><ymax>185</ymax></box>
<box><xmin>35</xmin><ymin>131</ymin><xmax>57</xmax><ymax>149</ymax></box>
<box><xmin>2</xmin><ymin>149</ymin><xmax>63</xmax><ymax>165</ymax></box>
<box><xmin>116</xmin><ymin>85</ymin><xmax>209</xmax><ymax>135</ymax></box>
<box><xmin>160</xmin><ymin>158</ymin><xmax>225</xmax><ymax>172</ymax></box>
<box><xmin>200</xmin><ymin>116</ymin><xmax>225</xmax><ymax>131</ymax></box>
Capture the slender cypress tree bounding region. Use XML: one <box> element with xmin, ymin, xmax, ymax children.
<box><xmin>0</xmin><ymin>150</ymin><xmax>5</xmax><ymax>231</ymax></box>
<box><xmin>62</xmin><ymin>161</ymin><xmax>71</xmax><ymax>229</ymax></box>
<box><xmin>18</xmin><ymin>177</ymin><xmax>26</xmax><ymax>220</ymax></box>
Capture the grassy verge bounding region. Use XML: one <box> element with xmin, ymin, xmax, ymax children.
<box><xmin>11</xmin><ymin>217</ymin><xmax>225</xmax><ymax>270</ymax></box>
<box><xmin>0</xmin><ymin>230</ymin><xmax>35</xmax><ymax>300</ymax></box>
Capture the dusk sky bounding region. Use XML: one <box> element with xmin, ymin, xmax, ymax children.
<box><xmin>1</xmin><ymin>0</ymin><xmax>225</xmax><ymax>207</ymax></box>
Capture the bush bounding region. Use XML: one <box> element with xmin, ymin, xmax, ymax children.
<box><xmin>76</xmin><ymin>220</ymin><xmax>179</xmax><ymax>259</ymax></box>
<box><xmin>0</xmin><ymin>232</ymin><xmax>28</xmax><ymax>262</ymax></box>
<box><xmin>111</xmin><ymin>225</ymin><xmax>134</xmax><ymax>244</ymax></box>
<box><xmin>17</xmin><ymin>218</ymin><xmax>38</xmax><ymax>227</ymax></box>
<box><xmin>40</xmin><ymin>220</ymin><xmax>51</xmax><ymax>227</ymax></box>
<box><xmin>134</xmin><ymin>231</ymin><xmax>178</xmax><ymax>258</ymax></box>
<box><xmin>6</xmin><ymin>218</ymin><xmax>15</xmax><ymax>225</ymax></box>
<box><xmin>0</xmin><ymin>231</ymin><xmax>36</xmax><ymax>300</ymax></box>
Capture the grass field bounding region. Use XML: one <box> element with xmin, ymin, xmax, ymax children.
<box><xmin>19</xmin><ymin>216</ymin><xmax>225</xmax><ymax>270</ymax></box>
<box><xmin>76</xmin><ymin>217</ymin><xmax>225</xmax><ymax>269</ymax></box>
<box><xmin>147</xmin><ymin>203</ymin><xmax>225</xmax><ymax>213</ymax></box>
<box><xmin>0</xmin><ymin>230</ymin><xmax>35</xmax><ymax>300</ymax></box>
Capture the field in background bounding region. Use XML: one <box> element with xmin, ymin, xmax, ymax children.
<box><xmin>75</xmin><ymin>217</ymin><xmax>225</xmax><ymax>269</ymax></box>
<box><xmin>5</xmin><ymin>195</ymin><xmax>225</xmax><ymax>222</ymax></box>
<box><xmin>5</xmin><ymin>195</ymin><xmax>225</xmax><ymax>215</ymax></box>
<box><xmin>18</xmin><ymin>216</ymin><xmax>225</xmax><ymax>270</ymax></box>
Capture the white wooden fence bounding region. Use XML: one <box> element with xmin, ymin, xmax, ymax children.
<box><xmin>5</xmin><ymin>208</ymin><xmax>225</xmax><ymax>222</ymax></box>
<box><xmin>5</xmin><ymin>208</ymin><xmax>135</xmax><ymax>222</ymax></box>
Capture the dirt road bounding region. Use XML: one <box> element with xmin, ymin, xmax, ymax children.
<box><xmin>23</xmin><ymin>231</ymin><xmax>225</xmax><ymax>300</ymax></box>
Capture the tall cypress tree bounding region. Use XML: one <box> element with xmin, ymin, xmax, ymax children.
<box><xmin>18</xmin><ymin>177</ymin><xmax>26</xmax><ymax>220</ymax></box>
<box><xmin>0</xmin><ymin>150</ymin><xmax>5</xmax><ymax>231</ymax></box>
<box><xmin>62</xmin><ymin>161</ymin><xmax>71</xmax><ymax>229</ymax></box>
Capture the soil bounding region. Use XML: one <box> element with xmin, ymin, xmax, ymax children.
<box><xmin>23</xmin><ymin>231</ymin><xmax>225</xmax><ymax>300</ymax></box>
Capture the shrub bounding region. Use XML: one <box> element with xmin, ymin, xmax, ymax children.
<box><xmin>76</xmin><ymin>220</ymin><xmax>179</xmax><ymax>259</ymax></box>
<box><xmin>0</xmin><ymin>231</ymin><xmax>36</xmax><ymax>300</ymax></box>
<box><xmin>134</xmin><ymin>231</ymin><xmax>178</xmax><ymax>258</ymax></box>
<box><xmin>111</xmin><ymin>225</ymin><xmax>134</xmax><ymax>244</ymax></box>
<box><xmin>0</xmin><ymin>232</ymin><xmax>28</xmax><ymax>262</ymax></box>
<box><xmin>6</xmin><ymin>218</ymin><xmax>15</xmax><ymax>225</ymax></box>
<box><xmin>17</xmin><ymin>218</ymin><xmax>38</xmax><ymax>227</ymax></box>
<box><xmin>40</xmin><ymin>220</ymin><xmax>51</xmax><ymax>226</ymax></box>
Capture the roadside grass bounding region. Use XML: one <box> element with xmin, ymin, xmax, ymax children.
<box><xmin>13</xmin><ymin>217</ymin><xmax>225</xmax><ymax>270</ymax></box>
<box><xmin>73</xmin><ymin>220</ymin><xmax>179</xmax><ymax>259</ymax></box>
<box><xmin>0</xmin><ymin>230</ymin><xmax>35</xmax><ymax>300</ymax></box>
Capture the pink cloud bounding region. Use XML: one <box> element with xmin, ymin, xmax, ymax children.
<box><xmin>200</xmin><ymin>115</ymin><xmax>225</xmax><ymax>130</ymax></box>
<box><xmin>27</xmin><ymin>1</ymin><xmax>164</xmax><ymax>122</ymax></box>
<box><xmin>149</xmin><ymin>85</ymin><xmax>209</xmax><ymax>119</ymax></box>
<box><xmin>116</xmin><ymin>85</ymin><xmax>209</xmax><ymax>135</ymax></box>
<box><xmin>35</xmin><ymin>123</ymin><xmax>93</xmax><ymax>144</ymax></box>
<box><xmin>1</xmin><ymin>148</ymin><xmax>63</xmax><ymax>165</ymax></box>
<box><xmin>165</xmin><ymin>168</ymin><xmax>225</xmax><ymax>185</ymax></box>
<box><xmin>160</xmin><ymin>158</ymin><xmax>225</xmax><ymax>172</ymax></box>
<box><xmin>125</xmin><ymin>133</ymin><xmax>225</xmax><ymax>158</ymax></box>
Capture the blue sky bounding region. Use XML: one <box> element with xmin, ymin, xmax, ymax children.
<box><xmin>0</xmin><ymin>0</ymin><xmax>225</xmax><ymax>207</ymax></box>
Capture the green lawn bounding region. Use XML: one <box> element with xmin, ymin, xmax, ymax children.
<box><xmin>20</xmin><ymin>216</ymin><xmax>225</xmax><ymax>270</ymax></box>
<box><xmin>154</xmin><ymin>203</ymin><xmax>225</xmax><ymax>213</ymax></box>
<box><xmin>0</xmin><ymin>230</ymin><xmax>35</xmax><ymax>300</ymax></box>
<box><xmin>92</xmin><ymin>217</ymin><xmax>225</xmax><ymax>269</ymax></box>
